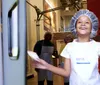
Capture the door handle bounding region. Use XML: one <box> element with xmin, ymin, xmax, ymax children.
<box><xmin>8</xmin><ymin>1</ymin><xmax>19</xmax><ymax>60</ymax></box>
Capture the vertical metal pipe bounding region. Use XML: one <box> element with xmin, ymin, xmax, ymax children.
<box><xmin>36</xmin><ymin>20</ymin><xmax>40</xmax><ymax>41</ymax></box>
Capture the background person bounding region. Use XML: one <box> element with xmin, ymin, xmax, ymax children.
<box><xmin>34</xmin><ymin>32</ymin><xmax>58</xmax><ymax>85</ymax></box>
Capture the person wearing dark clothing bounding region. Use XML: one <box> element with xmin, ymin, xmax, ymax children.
<box><xmin>34</xmin><ymin>32</ymin><xmax>58</xmax><ymax>85</ymax></box>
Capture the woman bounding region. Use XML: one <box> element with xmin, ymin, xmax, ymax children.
<box><xmin>32</xmin><ymin>9</ymin><xmax>100</xmax><ymax>85</ymax></box>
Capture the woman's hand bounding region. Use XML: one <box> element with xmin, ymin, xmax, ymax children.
<box><xmin>31</xmin><ymin>59</ymin><xmax>49</xmax><ymax>70</ymax></box>
<box><xmin>31</xmin><ymin>58</ymin><xmax>70</xmax><ymax>77</ymax></box>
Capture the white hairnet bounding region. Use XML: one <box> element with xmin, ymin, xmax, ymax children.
<box><xmin>69</xmin><ymin>9</ymin><xmax>99</xmax><ymax>38</ymax></box>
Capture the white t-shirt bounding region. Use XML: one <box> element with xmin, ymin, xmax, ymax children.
<box><xmin>60</xmin><ymin>39</ymin><xmax>100</xmax><ymax>85</ymax></box>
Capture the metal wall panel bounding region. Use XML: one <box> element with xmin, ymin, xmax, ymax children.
<box><xmin>2</xmin><ymin>0</ymin><xmax>26</xmax><ymax>85</ymax></box>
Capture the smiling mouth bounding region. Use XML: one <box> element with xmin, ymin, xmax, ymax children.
<box><xmin>79</xmin><ymin>27</ymin><xmax>87</xmax><ymax>30</ymax></box>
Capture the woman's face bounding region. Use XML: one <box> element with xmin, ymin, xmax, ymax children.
<box><xmin>76</xmin><ymin>15</ymin><xmax>92</xmax><ymax>37</ymax></box>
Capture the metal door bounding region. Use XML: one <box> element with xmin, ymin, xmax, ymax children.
<box><xmin>2</xmin><ymin>0</ymin><xmax>26</xmax><ymax>85</ymax></box>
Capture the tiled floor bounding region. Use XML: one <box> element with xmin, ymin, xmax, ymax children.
<box><xmin>27</xmin><ymin>72</ymin><xmax>64</xmax><ymax>85</ymax></box>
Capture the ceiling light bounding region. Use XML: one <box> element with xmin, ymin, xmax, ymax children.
<box><xmin>65</xmin><ymin>7</ymin><xmax>69</xmax><ymax>11</ymax></box>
